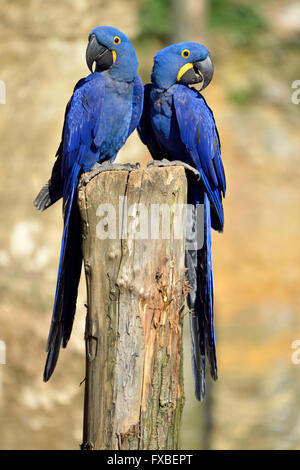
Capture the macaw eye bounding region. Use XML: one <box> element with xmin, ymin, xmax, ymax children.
<box><xmin>181</xmin><ymin>49</ymin><xmax>190</xmax><ymax>58</ymax></box>
<box><xmin>113</xmin><ymin>36</ymin><xmax>121</xmax><ymax>45</ymax></box>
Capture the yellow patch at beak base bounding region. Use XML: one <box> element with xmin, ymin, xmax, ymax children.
<box><xmin>112</xmin><ymin>50</ymin><xmax>117</xmax><ymax>63</ymax></box>
<box><xmin>177</xmin><ymin>63</ymin><xmax>193</xmax><ymax>83</ymax></box>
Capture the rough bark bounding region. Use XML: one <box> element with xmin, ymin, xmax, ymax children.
<box><xmin>77</xmin><ymin>166</ymin><xmax>188</xmax><ymax>450</ymax></box>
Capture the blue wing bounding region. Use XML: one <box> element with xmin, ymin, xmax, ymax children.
<box><xmin>61</xmin><ymin>74</ymin><xmax>106</xmax><ymax>202</ymax></box>
<box><xmin>173</xmin><ymin>85</ymin><xmax>225</xmax><ymax>231</ymax></box>
<box><xmin>34</xmin><ymin>75</ymin><xmax>105</xmax><ymax>211</ymax></box>
<box><xmin>42</xmin><ymin>74</ymin><xmax>106</xmax><ymax>381</ymax></box>
<box><xmin>137</xmin><ymin>83</ymin><xmax>164</xmax><ymax>159</ymax></box>
<box><xmin>173</xmin><ymin>85</ymin><xmax>226</xmax><ymax>400</ymax></box>
<box><xmin>127</xmin><ymin>75</ymin><xmax>144</xmax><ymax>137</ymax></box>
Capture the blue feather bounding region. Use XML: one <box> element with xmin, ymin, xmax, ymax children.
<box><xmin>128</xmin><ymin>76</ymin><xmax>144</xmax><ymax>137</ymax></box>
<box><xmin>173</xmin><ymin>85</ymin><xmax>225</xmax><ymax>231</ymax></box>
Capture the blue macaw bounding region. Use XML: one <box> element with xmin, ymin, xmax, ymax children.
<box><xmin>34</xmin><ymin>26</ymin><xmax>143</xmax><ymax>382</ymax></box>
<box><xmin>138</xmin><ymin>43</ymin><xmax>226</xmax><ymax>400</ymax></box>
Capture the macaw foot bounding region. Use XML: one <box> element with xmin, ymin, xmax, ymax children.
<box><xmin>81</xmin><ymin>161</ymin><xmax>141</xmax><ymax>186</ymax></box>
<box><xmin>147</xmin><ymin>159</ymin><xmax>200</xmax><ymax>180</ymax></box>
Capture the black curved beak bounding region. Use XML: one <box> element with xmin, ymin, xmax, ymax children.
<box><xmin>86</xmin><ymin>34</ymin><xmax>113</xmax><ymax>73</ymax></box>
<box><xmin>178</xmin><ymin>55</ymin><xmax>214</xmax><ymax>90</ymax></box>
<box><xmin>193</xmin><ymin>55</ymin><xmax>214</xmax><ymax>90</ymax></box>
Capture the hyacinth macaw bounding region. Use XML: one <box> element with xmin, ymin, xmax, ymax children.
<box><xmin>138</xmin><ymin>43</ymin><xmax>226</xmax><ymax>400</ymax></box>
<box><xmin>34</xmin><ymin>26</ymin><xmax>143</xmax><ymax>382</ymax></box>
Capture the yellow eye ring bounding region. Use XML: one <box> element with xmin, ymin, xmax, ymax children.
<box><xmin>113</xmin><ymin>36</ymin><xmax>121</xmax><ymax>45</ymax></box>
<box><xmin>181</xmin><ymin>49</ymin><xmax>190</xmax><ymax>58</ymax></box>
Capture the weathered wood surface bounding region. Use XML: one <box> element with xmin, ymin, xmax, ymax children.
<box><xmin>78</xmin><ymin>166</ymin><xmax>188</xmax><ymax>450</ymax></box>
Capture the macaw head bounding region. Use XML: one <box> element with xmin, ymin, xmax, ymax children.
<box><xmin>151</xmin><ymin>42</ymin><xmax>213</xmax><ymax>91</ymax></box>
<box><xmin>86</xmin><ymin>26</ymin><xmax>138</xmax><ymax>81</ymax></box>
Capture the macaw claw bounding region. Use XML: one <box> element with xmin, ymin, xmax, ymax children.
<box><xmin>147</xmin><ymin>159</ymin><xmax>201</xmax><ymax>180</ymax></box>
<box><xmin>81</xmin><ymin>161</ymin><xmax>141</xmax><ymax>186</ymax></box>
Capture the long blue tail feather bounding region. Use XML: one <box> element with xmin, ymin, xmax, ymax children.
<box><xmin>44</xmin><ymin>171</ymin><xmax>82</xmax><ymax>382</ymax></box>
<box><xmin>186</xmin><ymin>191</ymin><xmax>217</xmax><ymax>401</ymax></box>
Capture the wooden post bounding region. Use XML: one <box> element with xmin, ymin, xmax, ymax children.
<box><xmin>78</xmin><ymin>166</ymin><xmax>188</xmax><ymax>450</ymax></box>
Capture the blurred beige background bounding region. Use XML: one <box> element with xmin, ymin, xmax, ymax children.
<box><xmin>0</xmin><ymin>0</ymin><xmax>300</xmax><ymax>450</ymax></box>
